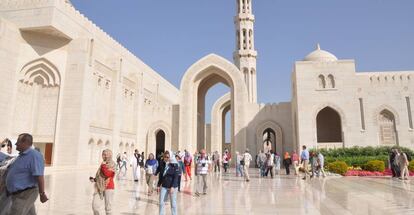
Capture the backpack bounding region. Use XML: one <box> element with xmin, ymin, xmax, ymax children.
<box><xmin>240</xmin><ymin>155</ymin><xmax>245</xmax><ymax>166</ymax></box>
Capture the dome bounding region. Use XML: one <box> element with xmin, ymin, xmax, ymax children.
<box><xmin>304</xmin><ymin>44</ymin><xmax>338</xmax><ymax>62</ymax></box>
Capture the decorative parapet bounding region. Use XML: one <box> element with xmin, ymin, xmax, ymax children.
<box><xmin>357</xmin><ymin>71</ymin><xmax>413</xmax><ymax>85</ymax></box>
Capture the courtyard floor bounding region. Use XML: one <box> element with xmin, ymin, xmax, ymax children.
<box><xmin>35</xmin><ymin>168</ymin><xmax>414</xmax><ymax>215</ymax></box>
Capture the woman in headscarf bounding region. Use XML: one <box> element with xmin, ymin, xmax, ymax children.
<box><xmin>157</xmin><ymin>151</ymin><xmax>180</xmax><ymax>215</ymax></box>
<box><xmin>183</xmin><ymin>150</ymin><xmax>192</xmax><ymax>181</ymax></box>
<box><xmin>283</xmin><ymin>152</ymin><xmax>292</xmax><ymax>175</ymax></box>
<box><xmin>144</xmin><ymin>153</ymin><xmax>158</xmax><ymax>195</ymax></box>
<box><xmin>90</xmin><ymin>149</ymin><xmax>116</xmax><ymax>215</ymax></box>
<box><xmin>0</xmin><ymin>138</ymin><xmax>17</xmax><ymax>215</ymax></box>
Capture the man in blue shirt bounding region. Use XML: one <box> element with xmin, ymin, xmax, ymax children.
<box><xmin>300</xmin><ymin>145</ymin><xmax>311</xmax><ymax>180</ymax></box>
<box><xmin>5</xmin><ymin>133</ymin><xmax>48</xmax><ymax>215</ymax></box>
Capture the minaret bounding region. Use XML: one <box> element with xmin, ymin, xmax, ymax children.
<box><xmin>233</xmin><ymin>0</ymin><xmax>258</xmax><ymax>103</ymax></box>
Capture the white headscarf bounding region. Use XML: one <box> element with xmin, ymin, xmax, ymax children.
<box><xmin>0</xmin><ymin>139</ymin><xmax>18</xmax><ymax>157</ymax></box>
<box><xmin>169</xmin><ymin>151</ymin><xmax>178</xmax><ymax>164</ymax></box>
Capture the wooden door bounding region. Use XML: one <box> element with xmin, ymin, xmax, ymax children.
<box><xmin>45</xmin><ymin>143</ymin><xmax>53</xmax><ymax>165</ymax></box>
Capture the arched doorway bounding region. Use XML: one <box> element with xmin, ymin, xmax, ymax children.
<box><xmin>316</xmin><ymin>107</ymin><xmax>342</xmax><ymax>143</ymax></box>
<box><xmin>13</xmin><ymin>58</ymin><xmax>61</xmax><ymax>165</ymax></box>
<box><xmin>211</xmin><ymin>93</ymin><xmax>231</xmax><ymax>155</ymax></box>
<box><xmin>256</xmin><ymin>121</ymin><xmax>283</xmax><ymax>155</ymax></box>
<box><xmin>262</xmin><ymin>128</ymin><xmax>276</xmax><ymax>153</ymax></box>
<box><xmin>156</xmin><ymin>130</ymin><xmax>166</xmax><ymax>158</ymax></box>
<box><xmin>179</xmin><ymin>54</ymin><xmax>248</xmax><ymax>155</ymax></box>
<box><xmin>378</xmin><ymin>109</ymin><xmax>398</xmax><ymax>145</ymax></box>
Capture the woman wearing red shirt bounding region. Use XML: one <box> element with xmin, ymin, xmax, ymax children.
<box><xmin>91</xmin><ymin>149</ymin><xmax>115</xmax><ymax>215</ymax></box>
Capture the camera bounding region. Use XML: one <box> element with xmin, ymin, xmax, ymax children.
<box><xmin>201</xmin><ymin>163</ymin><xmax>206</xmax><ymax>167</ymax></box>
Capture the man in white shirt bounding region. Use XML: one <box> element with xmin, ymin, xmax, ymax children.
<box><xmin>243</xmin><ymin>149</ymin><xmax>253</xmax><ymax>182</ymax></box>
<box><xmin>194</xmin><ymin>149</ymin><xmax>211</xmax><ymax>196</ymax></box>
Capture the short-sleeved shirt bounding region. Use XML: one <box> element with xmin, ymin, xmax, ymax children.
<box><xmin>243</xmin><ymin>153</ymin><xmax>252</xmax><ymax>166</ymax></box>
<box><xmin>196</xmin><ymin>158</ymin><xmax>210</xmax><ymax>175</ymax></box>
<box><xmin>301</xmin><ymin>150</ymin><xmax>309</xmax><ymax>161</ymax></box>
<box><xmin>6</xmin><ymin>148</ymin><xmax>45</xmax><ymax>193</ymax></box>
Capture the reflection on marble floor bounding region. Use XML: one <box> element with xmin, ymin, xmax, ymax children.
<box><xmin>35</xmin><ymin>168</ymin><xmax>414</xmax><ymax>215</ymax></box>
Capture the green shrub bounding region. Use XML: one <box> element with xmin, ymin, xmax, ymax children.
<box><xmin>313</xmin><ymin>146</ymin><xmax>414</xmax><ymax>159</ymax></box>
<box><xmin>327</xmin><ymin>161</ymin><xmax>348</xmax><ymax>175</ymax></box>
<box><xmin>409</xmin><ymin>160</ymin><xmax>414</xmax><ymax>172</ymax></box>
<box><xmin>324</xmin><ymin>155</ymin><xmax>389</xmax><ymax>168</ymax></box>
<box><xmin>363</xmin><ymin>160</ymin><xmax>385</xmax><ymax>172</ymax></box>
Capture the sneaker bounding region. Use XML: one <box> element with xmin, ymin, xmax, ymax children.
<box><xmin>194</xmin><ymin>192</ymin><xmax>200</xmax><ymax>196</ymax></box>
<box><xmin>302</xmin><ymin>177</ymin><xmax>306</xmax><ymax>180</ymax></box>
<box><xmin>203</xmin><ymin>192</ymin><xmax>207</xmax><ymax>195</ymax></box>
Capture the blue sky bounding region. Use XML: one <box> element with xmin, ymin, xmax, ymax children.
<box><xmin>71</xmin><ymin>0</ymin><xmax>414</xmax><ymax>125</ymax></box>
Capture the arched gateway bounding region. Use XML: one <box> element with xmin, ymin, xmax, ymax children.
<box><xmin>179</xmin><ymin>54</ymin><xmax>249</xmax><ymax>156</ymax></box>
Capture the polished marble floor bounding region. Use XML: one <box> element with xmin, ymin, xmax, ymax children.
<box><xmin>35</xmin><ymin>168</ymin><xmax>414</xmax><ymax>215</ymax></box>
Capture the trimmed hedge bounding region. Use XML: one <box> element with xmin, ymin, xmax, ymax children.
<box><xmin>324</xmin><ymin>155</ymin><xmax>389</xmax><ymax>168</ymax></box>
<box><xmin>312</xmin><ymin>146</ymin><xmax>414</xmax><ymax>170</ymax></box>
<box><xmin>409</xmin><ymin>160</ymin><xmax>414</xmax><ymax>172</ymax></box>
<box><xmin>327</xmin><ymin>161</ymin><xmax>348</xmax><ymax>175</ymax></box>
<box><xmin>315</xmin><ymin>146</ymin><xmax>414</xmax><ymax>158</ymax></box>
<box><xmin>363</xmin><ymin>160</ymin><xmax>385</xmax><ymax>172</ymax></box>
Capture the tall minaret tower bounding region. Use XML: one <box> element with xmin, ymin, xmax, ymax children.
<box><xmin>234</xmin><ymin>0</ymin><xmax>258</xmax><ymax>103</ymax></box>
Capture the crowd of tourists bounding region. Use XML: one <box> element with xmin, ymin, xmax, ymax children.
<box><xmin>0</xmin><ymin>133</ymin><xmax>412</xmax><ymax>215</ymax></box>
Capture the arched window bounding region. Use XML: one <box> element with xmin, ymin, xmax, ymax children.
<box><xmin>242</xmin><ymin>29</ymin><xmax>247</xmax><ymax>50</ymax></box>
<box><xmin>236</xmin><ymin>30</ymin><xmax>240</xmax><ymax>50</ymax></box>
<box><xmin>316</xmin><ymin>107</ymin><xmax>342</xmax><ymax>142</ymax></box>
<box><xmin>249</xmin><ymin>30</ymin><xmax>253</xmax><ymax>49</ymax></box>
<box><xmin>318</xmin><ymin>75</ymin><xmax>326</xmax><ymax>89</ymax></box>
<box><xmin>243</xmin><ymin>68</ymin><xmax>248</xmax><ymax>83</ymax></box>
<box><xmin>379</xmin><ymin>110</ymin><xmax>397</xmax><ymax>145</ymax></box>
<box><xmin>327</xmin><ymin>74</ymin><xmax>335</xmax><ymax>88</ymax></box>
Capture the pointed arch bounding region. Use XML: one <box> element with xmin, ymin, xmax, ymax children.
<box><xmin>19</xmin><ymin>58</ymin><xmax>61</xmax><ymax>86</ymax></box>
<box><xmin>327</xmin><ymin>74</ymin><xmax>335</xmax><ymax>88</ymax></box>
<box><xmin>318</xmin><ymin>74</ymin><xmax>326</xmax><ymax>88</ymax></box>
<box><xmin>179</xmin><ymin>54</ymin><xmax>248</xmax><ymax>155</ymax></box>
<box><xmin>211</xmin><ymin>93</ymin><xmax>231</xmax><ymax>156</ymax></box>
<box><xmin>146</xmin><ymin>120</ymin><xmax>172</xmax><ymax>157</ymax></box>
<box><xmin>316</xmin><ymin>106</ymin><xmax>343</xmax><ymax>143</ymax></box>
<box><xmin>377</xmin><ymin>108</ymin><xmax>398</xmax><ymax>145</ymax></box>
<box><xmin>255</xmin><ymin>121</ymin><xmax>283</xmax><ymax>155</ymax></box>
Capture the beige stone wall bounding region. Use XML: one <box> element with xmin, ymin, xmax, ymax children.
<box><xmin>293</xmin><ymin>59</ymin><xmax>414</xmax><ymax>150</ymax></box>
<box><xmin>0</xmin><ymin>0</ymin><xmax>179</xmax><ymax>166</ymax></box>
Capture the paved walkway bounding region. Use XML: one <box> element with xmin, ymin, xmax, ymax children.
<box><xmin>35</xmin><ymin>168</ymin><xmax>414</xmax><ymax>215</ymax></box>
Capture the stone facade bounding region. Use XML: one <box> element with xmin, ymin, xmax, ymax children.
<box><xmin>0</xmin><ymin>0</ymin><xmax>413</xmax><ymax>166</ymax></box>
<box><xmin>292</xmin><ymin>48</ymin><xmax>414</xmax><ymax>150</ymax></box>
<box><xmin>0</xmin><ymin>0</ymin><xmax>179</xmax><ymax>166</ymax></box>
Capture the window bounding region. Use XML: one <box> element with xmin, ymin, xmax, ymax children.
<box><xmin>378</xmin><ymin>110</ymin><xmax>397</xmax><ymax>145</ymax></box>
<box><xmin>359</xmin><ymin>98</ymin><xmax>365</xmax><ymax>130</ymax></box>
<box><xmin>318</xmin><ymin>75</ymin><xmax>326</xmax><ymax>89</ymax></box>
<box><xmin>327</xmin><ymin>74</ymin><xmax>335</xmax><ymax>88</ymax></box>
<box><xmin>406</xmin><ymin>97</ymin><xmax>413</xmax><ymax>129</ymax></box>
